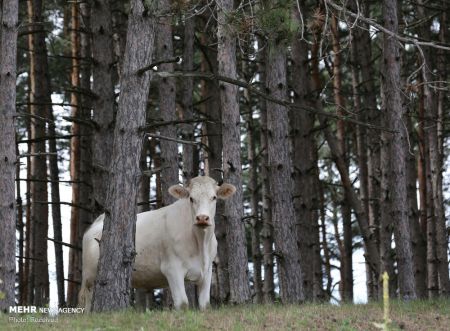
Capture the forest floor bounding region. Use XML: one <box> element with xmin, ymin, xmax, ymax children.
<box><xmin>1</xmin><ymin>299</ymin><xmax>449</xmax><ymax>330</ymax></box>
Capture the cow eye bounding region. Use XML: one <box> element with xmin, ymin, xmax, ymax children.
<box><xmin>190</xmin><ymin>197</ymin><xmax>194</xmax><ymax>203</ymax></box>
<box><xmin>212</xmin><ymin>196</ymin><xmax>217</xmax><ymax>200</ymax></box>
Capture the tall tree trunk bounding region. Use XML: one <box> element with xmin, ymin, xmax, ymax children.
<box><xmin>259</xmin><ymin>63</ymin><xmax>275</xmax><ymax>302</ymax></box>
<box><xmin>91</xmin><ymin>0</ymin><xmax>156</xmax><ymax>312</ymax></box>
<box><xmin>67</xmin><ymin>0</ymin><xmax>81</xmax><ymax>306</ymax></box>
<box><xmin>348</xmin><ymin>0</ymin><xmax>381</xmax><ymax>300</ymax></box>
<box><xmin>157</xmin><ymin>0</ymin><xmax>178</xmax><ymax>207</ymax></box>
<box><xmin>91</xmin><ymin>0</ymin><xmax>116</xmax><ymax>217</ymax></box>
<box><xmin>48</xmin><ymin>113</ymin><xmax>65</xmax><ymax>307</ymax></box>
<box><xmin>265</xmin><ymin>2</ymin><xmax>304</xmax><ymax>303</ymax></box>
<box><xmin>27</xmin><ymin>0</ymin><xmax>49</xmax><ymax>306</ymax></box>
<box><xmin>331</xmin><ymin>15</ymin><xmax>353</xmax><ymax>303</ymax></box>
<box><xmin>76</xmin><ymin>1</ymin><xmax>93</xmax><ymax>307</ymax></box>
<box><xmin>417</xmin><ymin>0</ymin><xmax>450</xmax><ymax>297</ymax></box>
<box><xmin>200</xmin><ymin>23</ymin><xmax>228</xmax><ymax>304</ymax></box>
<box><xmin>16</xmin><ymin>142</ymin><xmax>25</xmax><ymax>305</ymax></box>
<box><xmin>0</xmin><ymin>0</ymin><xmax>19</xmax><ymax>311</ymax></box>
<box><xmin>180</xmin><ymin>15</ymin><xmax>195</xmax><ymax>183</ymax></box>
<box><xmin>381</xmin><ymin>0</ymin><xmax>416</xmax><ymax>299</ymax></box>
<box><xmin>247</xmin><ymin>114</ymin><xmax>263</xmax><ymax>303</ymax></box>
<box><xmin>405</xmin><ymin>116</ymin><xmax>427</xmax><ymax>298</ymax></box>
<box><xmin>24</xmin><ymin>119</ymin><xmax>32</xmax><ymax>305</ymax></box>
<box><xmin>291</xmin><ymin>6</ymin><xmax>316</xmax><ymax>301</ymax></box>
<box><xmin>217</xmin><ymin>0</ymin><xmax>251</xmax><ymax>304</ymax></box>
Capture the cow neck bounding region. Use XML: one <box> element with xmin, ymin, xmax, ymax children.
<box><xmin>185</xmin><ymin>199</ymin><xmax>214</xmax><ymax>271</ymax></box>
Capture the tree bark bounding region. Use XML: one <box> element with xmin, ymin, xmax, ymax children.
<box><xmin>180</xmin><ymin>15</ymin><xmax>195</xmax><ymax>183</ymax></box>
<box><xmin>348</xmin><ymin>0</ymin><xmax>381</xmax><ymax>300</ymax></box>
<box><xmin>217</xmin><ymin>0</ymin><xmax>251</xmax><ymax>304</ymax></box>
<box><xmin>77</xmin><ymin>0</ymin><xmax>93</xmax><ymax>306</ymax></box>
<box><xmin>91</xmin><ymin>0</ymin><xmax>116</xmax><ymax>217</ymax></box>
<box><xmin>0</xmin><ymin>0</ymin><xmax>19</xmax><ymax>311</ymax></box>
<box><xmin>27</xmin><ymin>0</ymin><xmax>49</xmax><ymax>306</ymax></box>
<box><xmin>247</xmin><ymin>114</ymin><xmax>263</xmax><ymax>303</ymax></box>
<box><xmin>265</xmin><ymin>5</ymin><xmax>304</xmax><ymax>302</ymax></box>
<box><xmin>157</xmin><ymin>0</ymin><xmax>179</xmax><ymax>207</ymax></box>
<box><xmin>381</xmin><ymin>0</ymin><xmax>417</xmax><ymax>299</ymax></box>
<box><xmin>417</xmin><ymin>0</ymin><xmax>450</xmax><ymax>297</ymax></box>
<box><xmin>331</xmin><ymin>15</ymin><xmax>353</xmax><ymax>303</ymax></box>
<box><xmin>91</xmin><ymin>0</ymin><xmax>156</xmax><ymax>311</ymax></box>
<box><xmin>67</xmin><ymin>0</ymin><xmax>81</xmax><ymax>306</ymax></box>
<box><xmin>199</xmin><ymin>19</ymin><xmax>228</xmax><ymax>303</ymax></box>
<box><xmin>290</xmin><ymin>7</ymin><xmax>317</xmax><ymax>301</ymax></box>
<box><xmin>259</xmin><ymin>60</ymin><xmax>275</xmax><ymax>302</ymax></box>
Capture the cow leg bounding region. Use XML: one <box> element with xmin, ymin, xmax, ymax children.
<box><xmin>162</xmin><ymin>267</ymin><xmax>189</xmax><ymax>309</ymax></box>
<box><xmin>198</xmin><ymin>265</ymin><xmax>212</xmax><ymax>310</ymax></box>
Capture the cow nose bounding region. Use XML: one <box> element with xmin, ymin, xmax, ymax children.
<box><xmin>195</xmin><ymin>215</ymin><xmax>210</xmax><ymax>227</ymax></box>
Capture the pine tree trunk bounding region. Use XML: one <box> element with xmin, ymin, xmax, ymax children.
<box><xmin>0</xmin><ymin>0</ymin><xmax>19</xmax><ymax>311</ymax></box>
<box><xmin>247</xmin><ymin>114</ymin><xmax>263</xmax><ymax>303</ymax></box>
<box><xmin>217</xmin><ymin>0</ymin><xmax>251</xmax><ymax>304</ymax></box>
<box><xmin>200</xmin><ymin>25</ymin><xmax>228</xmax><ymax>303</ymax></box>
<box><xmin>27</xmin><ymin>0</ymin><xmax>50</xmax><ymax>306</ymax></box>
<box><xmin>331</xmin><ymin>15</ymin><xmax>353</xmax><ymax>302</ymax></box>
<box><xmin>91</xmin><ymin>0</ymin><xmax>156</xmax><ymax>311</ymax></box>
<box><xmin>259</xmin><ymin>66</ymin><xmax>275</xmax><ymax>302</ymax></box>
<box><xmin>91</xmin><ymin>0</ymin><xmax>116</xmax><ymax>217</ymax></box>
<box><xmin>417</xmin><ymin>0</ymin><xmax>450</xmax><ymax>297</ymax></box>
<box><xmin>157</xmin><ymin>0</ymin><xmax>179</xmax><ymax>207</ymax></box>
<box><xmin>381</xmin><ymin>0</ymin><xmax>417</xmax><ymax>299</ymax></box>
<box><xmin>348</xmin><ymin>0</ymin><xmax>381</xmax><ymax>299</ymax></box>
<box><xmin>16</xmin><ymin>142</ymin><xmax>25</xmax><ymax>305</ymax></box>
<box><xmin>265</xmin><ymin>17</ymin><xmax>304</xmax><ymax>303</ymax></box>
<box><xmin>405</xmin><ymin>116</ymin><xmax>427</xmax><ymax>298</ymax></box>
<box><xmin>48</xmin><ymin>106</ymin><xmax>65</xmax><ymax>308</ymax></box>
<box><xmin>76</xmin><ymin>1</ymin><xmax>93</xmax><ymax>306</ymax></box>
<box><xmin>67</xmin><ymin>1</ymin><xmax>81</xmax><ymax>306</ymax></box>
<box><xmin>181</xmin><ymin>16</ymin><xmax>195</xmax><ymax>182</ymax></box>
<box><xmin>291</xmin><ymin>8</ymin><xmax>316</xmax><ymax>301</ymax></box>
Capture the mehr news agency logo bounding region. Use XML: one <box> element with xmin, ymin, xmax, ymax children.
<box><xmin>8</xmin><ymin>306</ymin><xmax>85</xmax><ymax>323</ymax></box>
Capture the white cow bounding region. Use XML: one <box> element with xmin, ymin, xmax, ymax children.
<box><xmin>78</xmin><ymin>176</ymin><xmax>236</xmax><ymax>311</ymax></box>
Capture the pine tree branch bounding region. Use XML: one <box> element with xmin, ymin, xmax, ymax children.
<box><xmin>154</xmin><ymin>70</ymin><xmax>395</xmax><ymax>132</ymax></box>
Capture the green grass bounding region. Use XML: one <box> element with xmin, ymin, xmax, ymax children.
<box><xmin>2</xmin><ymin>300</ymin><xmax>449</xmax><ymax>330</ymax></box>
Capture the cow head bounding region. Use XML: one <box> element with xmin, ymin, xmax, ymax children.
<box><xmin>168</xmin><ymin>176</ymin><xmax>236</xmax><ymax>228</ymax></box>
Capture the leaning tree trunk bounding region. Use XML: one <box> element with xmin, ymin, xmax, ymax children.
<box><xmin>0</xmin><ymin>0</ymin><xmax>19</xmax><ymax>312</ymax></box>
<box><xmin>264</xmin><ymin>2</ymin><xmax>304</xmax><ymax>303</ymax></box>
<box><xmin>381</xmin><ymin>0</ymin><xmax>417</xmax><ymax>300</ymax></box>
<box><xmin>217</xmin><ymin>0</ymin><xmax>251</xmax><ymax>304</ymax></box>
<box><xmin>91</xmin><ymin>0</ymin><xmax>156</xmax><ymax>312</ymax></box>
<box><xmin>27</xmin><ymin>0</ymin><xmax>50</xmax><ymax>306</ymax></box>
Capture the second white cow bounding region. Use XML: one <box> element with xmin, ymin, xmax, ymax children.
<box><xmin>78</xmin><ymin>176</ymin><xmax>236</xmax><ymax>310</ymax></box>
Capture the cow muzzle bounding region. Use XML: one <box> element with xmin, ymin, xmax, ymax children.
<box><xmin>195</xmin><ymin>215</ymin><xmax>211</xmax><ymax>227</ymax></box>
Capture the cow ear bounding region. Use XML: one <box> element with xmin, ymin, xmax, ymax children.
<box><xmin>217</xmin><ymin>183</ymin><xmax>236</xmax><ymax>200</ymax></box>
<box><xmin>168</xmin><ymin>185</ymin><xmax>189</xmax><ymax>199</ymax></box>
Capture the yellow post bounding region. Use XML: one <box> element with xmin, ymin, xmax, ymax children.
<box><xmin>374</xmin><ymin>272</ymin><xmax>391</xmax><ymax>330</ymax></box>
<box><xmin>382</xmin><ymin>271</ymin><xmax>390</xmax><ymax>326</ymax></box>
